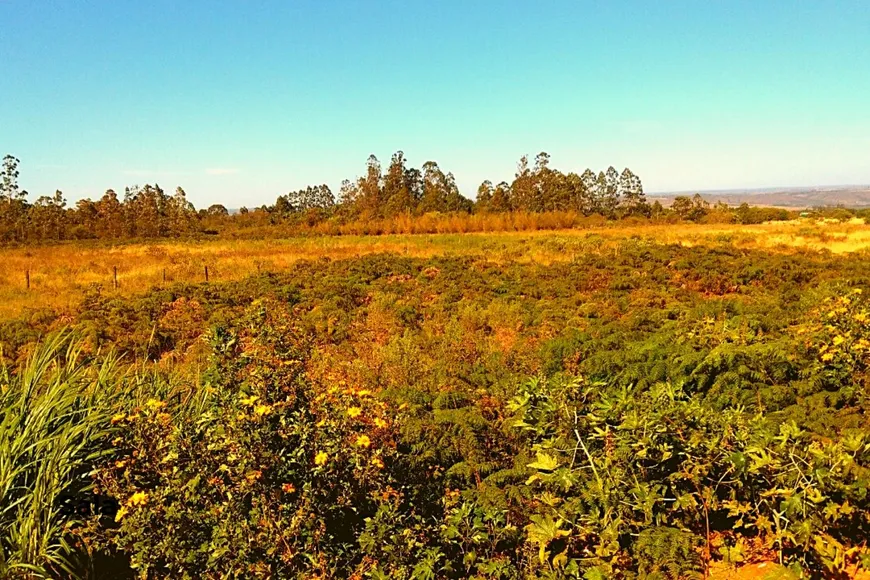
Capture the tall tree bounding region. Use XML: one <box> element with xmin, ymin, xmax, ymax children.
<box><xmin>532</xmin><ymin>152</ymin><xmax>554</xmax><ymax>211</ymax></box>
<box><xmin>601</xmin><ymin>166</ymin><xmax>620</xmax><ymax>217</ymax></box>
<box><xmin>618</xmin><ymin>168</ymin><xmax>649</xmax><ymax>217</ymax></box>
<box><xmin>510</xmin><ymin>155</ymin><xmax>536</xmax><ymax>211</ymax></box>
<box><xmin>133</xmin><ymin>184</ymin><xmax>164</xmax><ymax>237</ymax></box>
<box><xmin>579</xmin><ymin>169</ymin><xmax>598</xmax><ymax>215</ymax></box>
<box><xmin>356</xmin><ymin>154</ymin><xmax>383</xmax><ymax>218</ymax></box>
<box><xmin>122</xmin><ymin>186</ymin><xmax>138</xmax><ymax>237</ymax></box>
<box><xmin>489</xmin><ymin>181</ymin><xmax>512</xmax><ymax>213</ymax></box>
<box><xmin>73</xmin><ymin>198</ymin><xmax>100</xmax><ymax>238</ymax></box>
<box><xmin>404</xmin><ymin>167</ymin><xmax>423</xmax><ymax>208</ymax></box>
<box><xmin>336</xmin><ymin>179</ymin><xmax>360</xmax><ymax>219</ymax></box>
<box><xmin>98</xmin><ymin>189</ymin><xmax>124</xmax><ymax>238</ymax></box>
<box><xmin>0</xmin><ymin>155</ymin><xmax>26</xmax><ymax>201</ymax></box>
<box><xmin>29</xmin><ymin>190</ymin><xmax>67</xmax><ymax>240</ymax></box>
<box><xmin>563</xmin><ymin>172</ymin><xmax>590</xmax><ymax>214</ymax></box>
<box><xmin>338</xmin><ymin>179</ymin><xmax>358</xmax><ymax>205</ymax></box>
<box><xmin>0</xmin><ymin>155</ymin><xmax>29</xmax><ymax>241</ymax></box>
<box><xmin>532</xmin><ymin>153</ymin><xmax>573</xmax><ymax>212</ymax></box>
<box><xmin>169</xmin><ymin>186</ymin><xmax>197</xmax><ymax>236</ymax></box>
<box><xmin>475</xmin><ymin>180</ymin><xmax>494</xmax><ymax>212</ymax></box>
<box><xmin>382</xmin><ymin>151</ymin><xmax>414</xmax><ymax>216</ymax></box>
<box><xmin>419</xmin><ymin>161</ymin><xmax>449</xmax><ymax>213</ymax></box>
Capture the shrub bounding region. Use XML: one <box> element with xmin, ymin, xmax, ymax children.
<box><xmin>90</xmin><ymin>301</ymin><xmax>406</xmax><ymax>578</ymax></box>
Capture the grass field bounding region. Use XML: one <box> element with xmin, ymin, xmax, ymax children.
<box><xmin>2</xmin><ymin>219</ymin><xmax>869</xmax><ymax>319</ymax></box>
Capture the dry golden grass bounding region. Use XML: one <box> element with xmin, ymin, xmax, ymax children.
<box><xmin>1</xmin><ymin>219</ymin><xmax>868</xmax><ymax>319</ymax></box>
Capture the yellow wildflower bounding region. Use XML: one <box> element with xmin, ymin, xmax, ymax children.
<box><xmin>374</xmin><ymin>417</ymin><xmax>388</xmax><ymax>429</ymax></box>
<box><xmin>833</xmin><ymin>336</ymin><xmax>845</xmax><ymax>346</ymax></box>
<box><xmin>356</xmin><ymin>435</ymin><xmax>371</xmax><ymax>448</ymax></box>
<box><xmin>371</xmin><ymin>457</ymin><xmax>384</xmax><ymax>469</ymax></box>
<box><xmin>314</xmin><ymin>451</ymin><xmax>328</xmax><ymax>466</ymax></box>
<box><xmin>254</xmin><ymin>404</ymin><xmax>272</xmax><ymax>416</ymax></box>
<box><xmin>821</xmin><ymin>352</ymin><xmax>835</xmax><ymax>362</ymax></box>
<box><xmin>128</xmin><ymin>491</ymin><xmax>148</xmax><ymax>507</ymax></box>
<box><xmin>115</xmin><ymin>460</ymin><xmax>127</xmax><ymax>469</ymax></box>
<box><xmin>855</xmin><ymin>312</ymin><xmax>868</xmax><ymax>323</ymax></box>
<box><xmin>240</xmin><ymin>394</ymin><xmax>259</xmax><ymax>406</ymax></box>
<box><xmin>145</xmin><ymin>399</ymin><xmax>164</xmax><ymax>411</ymax></box>
<box><xmin>347</xmin><ymin>407</ymin><xmax>362</xmax><ymax>418</ymax></box>
<box><xmin>357</xmin><ymin>389</ymin><xmax>372</xmax><ymax>397</ymax></box>
<box><xmin>111</xmin><ymin>413</ymin><xmax>127</xmax><ymax>424</ymax></box>
<box><xmin>114</xmin><ymin>505</ymin><xmax>128</xmax><ymax>522</ymax></box>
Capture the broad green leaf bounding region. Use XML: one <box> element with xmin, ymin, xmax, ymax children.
<box><xmin>527</xmin><ymin>452</ymin><xmax>560</xmax><ymax>472</ymax></box>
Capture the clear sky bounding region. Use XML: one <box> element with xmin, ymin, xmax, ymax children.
<box><xmin>2</xmin><ymin>0</ymin><xmax>869</xmax><ymax>208</ymax></box>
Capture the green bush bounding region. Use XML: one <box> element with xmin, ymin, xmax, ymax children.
<box><xmin>90</xmin><ymin>302</ymin><xmax>406</xmax><ymax>578</ymax></box>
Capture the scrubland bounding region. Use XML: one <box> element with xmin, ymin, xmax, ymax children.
<box><xmin>2</xmin><ymin>219</ymin><xmax>870</xmax><ymax>319</ymax></box>
<box><xmin>2</xmin><ymin>221</ymin><xmax>870</xmax><ymax>579</ymax></box>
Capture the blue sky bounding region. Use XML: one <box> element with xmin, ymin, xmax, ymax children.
<box><xmin>2</xmin><ymin>0</ymin><xmax>869</xmax><ymax>208</ymax></box>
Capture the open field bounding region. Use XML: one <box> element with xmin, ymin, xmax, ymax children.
<box><xmin>2</xmin><ymin>219</ymin><xmax>870</xmax><ymax>319</ymax></box>
<box><xmin>3</xmin><ymin>223</ymin><xmax>870</xmax><ymax>578</ymax></box>
<box><xmin>7</xmin><ymin>0</ymin><xmax>870</xmax><ymax>576</ymax></box>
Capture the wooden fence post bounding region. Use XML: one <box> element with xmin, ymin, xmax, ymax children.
<box><xmin>204</xmin><ymin>266</ymin><xmax>209</xmax><ymax>282</ymax></box>
<box><xmin>163</xmin><ymin>268</ymin><xmax>166</xmax><ymax>283</ymax></box>
<box><xmin>26</xmin><ymin>270</ymin><xmax>30</xmax><ymax>290</ymax></box>
<box><xmin>113</xmin><ymin>266</ymin><xmax>118</xmax><ymax>290</ymax></box>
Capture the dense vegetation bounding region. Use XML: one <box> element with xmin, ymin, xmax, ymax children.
<box><xmin>1</xmin><ymin>235</ymin><xmax>870</xmax><ymax>578</ymax></box>
<box><xmin>2</xmin><ymin>153</ymin><xmax>839</xmax><ymax>244</ymax></box>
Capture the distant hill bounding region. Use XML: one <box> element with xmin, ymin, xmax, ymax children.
<box><xmin>649</xmin><ymin>186</ymin><xmax>870</xmax><ymax>209</ymax></box>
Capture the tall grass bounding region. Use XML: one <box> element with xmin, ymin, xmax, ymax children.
<box><xmin>0</xmin><ymin>333</ymin><xmax>119</xmax><ymax>578</ymax></box>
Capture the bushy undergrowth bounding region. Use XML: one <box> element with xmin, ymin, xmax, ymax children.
<box><xmin>1</xmin><ymin>240</ymin><xmax>869</xmax><ymax>578</ymax></box>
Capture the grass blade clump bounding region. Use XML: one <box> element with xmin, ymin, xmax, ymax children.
<box><xmin>0</xmin><ymin>332</ymin><xmax>119</xmax><ymax>578</ymax></box>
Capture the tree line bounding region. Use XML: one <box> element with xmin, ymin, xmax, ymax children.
<box><xmin>267</xmin><ymin>151</ymin><xmax>650</xmax><ymax>221</ymax></box>
<box><xmin>0</xmin><ymin>152</ymin><xmax>819</xmax><ymax>243</ymax></box>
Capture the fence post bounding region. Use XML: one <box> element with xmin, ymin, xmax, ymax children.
<box><xmin>204</xmin><ymin>266</ymin><xmax>209</xmax><ymax>282</ymax></box>
<box><xmin>113</xmin><ymin>266</ymin><xmax>118</xmax><ymax>290</ymax></box>
<box><xmin>26</xmin><ymin>270</ymin><xmax>30</xmax><ymax>290</ymax></box>
<box><xmin>163</xmin><ymin>268</ymin><xmax>166</xmax><ymax>283</ymax></box>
